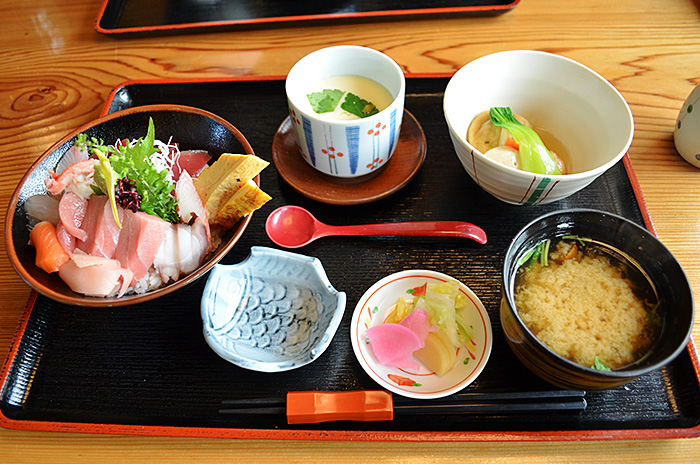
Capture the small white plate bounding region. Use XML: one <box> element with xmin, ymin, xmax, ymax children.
<box><xmin>350</xmin><ymin>270</ymin><xmax>492</xmax><ymax>399</ymax></box>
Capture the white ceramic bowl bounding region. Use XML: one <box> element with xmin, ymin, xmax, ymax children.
<box><xmin>350</xmin><ymin>270</ymin><xmax>492</xmax><ymax>399</ymax></box>
<box><xmin>443</xmin><ymin>50</ymin><xmax>634</xmax><ymax>205</ymax></box>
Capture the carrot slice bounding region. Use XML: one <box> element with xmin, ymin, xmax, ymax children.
<box><xmin>552</xmin><ymin>243</ymin><xmax>578</xmax><ymax>262</ymax></box>
<box><xmin>30</xmin><ymin>221</ymin><xmax>70</xmax><ymax>273</ymax></box>
<box><xmin>505</xmin><ymin>137</ymin><xmax>520</xmax><ymax>150</ymax></box>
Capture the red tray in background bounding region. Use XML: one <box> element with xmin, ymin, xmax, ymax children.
<box><xmin>95</xmin><ymin>0</ymin><xmax>520</xmax><ymax>36</ymax></box>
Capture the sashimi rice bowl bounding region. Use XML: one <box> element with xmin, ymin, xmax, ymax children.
<box><xmin>5</xmin><ymin>105</ymin><xmax>270</xmax><ymax>307</ymax></box>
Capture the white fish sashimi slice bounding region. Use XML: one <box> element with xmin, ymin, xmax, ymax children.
<box><xmin>25</xmin><ymin>195</ymin><xmax>60</xmax><ymax>224</ymax></box>
<box><xmin>153</xmin><ymin>217</ymin><xmax>210</xmax><ymax>284</ymax></box>
<box><xmin>55</xmin><ymin>146</ymin><xmax>89</xmax><ymax>176</ymax></box>
<box><xmin>175</xmin><ymin>170</ymin><xmax>211</xmax><ymax>249</ymax></box>
<box><xmin>59</xmin><ymin>252</ymin><xmax>133</xmax><ymax>297</ymax></box>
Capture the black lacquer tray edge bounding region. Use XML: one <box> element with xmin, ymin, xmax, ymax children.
<box><xmin>1</xmin><ymin>74</ymin><xmax>699</xmax><ymax>442</ymax></box>
<box><xmin>93</xmin><ymin>0</ymin><xmax>521</xmax><ymax>37</ymax></box>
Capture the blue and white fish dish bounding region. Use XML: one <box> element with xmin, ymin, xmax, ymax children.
<box><xmin>201</xmin><ymin>246</ymin><xmax>346</xmax><ymax>372</ymax></box>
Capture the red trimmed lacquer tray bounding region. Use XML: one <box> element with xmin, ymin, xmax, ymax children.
<box><xmin>1</xmin><ymin>75</ymin><xmax>698</xmax><ymax>441</ymax></box>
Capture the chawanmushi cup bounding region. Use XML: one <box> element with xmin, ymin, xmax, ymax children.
<box><xmin>285</xmin><ymin>45</ymin><xmax>406</xmax><ymax>181</ymax></box>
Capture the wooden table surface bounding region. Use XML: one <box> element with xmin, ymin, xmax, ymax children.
<box><xmin>2</xmin><ymin>0</ymin><xmax>700</xmax><ymax>461</ymax></box>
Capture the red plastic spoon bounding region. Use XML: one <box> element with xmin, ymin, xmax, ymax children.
<box><xmin>265</xmin><ymin>205</ymin><xmax>487</xmax><ymax>249</ymax></box>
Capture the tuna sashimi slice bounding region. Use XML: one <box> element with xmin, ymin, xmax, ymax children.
<box><xmin>114</xmin><ymin>210</ymin><xmax>169</xmax><ymax>285</ymax></box>
<box><xmin>58</xmin><ymin>192</ymin><xmax>88</xmax><ymax>242</ymax></box>
<box><xmin>172</xmin><ymin>150</ymin><xmax>211</xmax><ymax>181</ymax></box>
<box><xmin>366</xmin><ymin>324</ymin><xmax>422</xmax><ymax>371</ymax></box>
<box><xmin>77</xmin><ymin>196</ymin><xmax>123</xmax><ymax>259</ymax></box>
<box><xmin>56</xmin><ymin>221</ymin><xmax>76</xmax><ymax>254</ymax></box>
<box><xmin>59</xmin><ymin>252</ymin><xmax>133</xmax><ymax>297</ymax></box>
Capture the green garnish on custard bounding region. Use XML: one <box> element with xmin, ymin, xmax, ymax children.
<box><xmin>340</xmin><ymin>92</ymin><xmax>379</xmax><ymax>118</ymax></box>
<box><xmin>307</xmin><ymin>89</ymin><xmax>379</xmax><ymax>118</ymax></box>
<box><xmin>307</xmin><ymin>89</ymin><xmax>344</xmax><ymax>114</ymax></box>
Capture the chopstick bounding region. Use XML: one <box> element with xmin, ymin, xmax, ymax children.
<box><xmin>219</xmin><ymin>390</ymin><xmax>587</xmax><ymax>424</ymax></box>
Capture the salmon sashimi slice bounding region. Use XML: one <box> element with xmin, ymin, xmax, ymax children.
<box><xmin>30</xmin><ymin>221</ymin><xmax>70</xmax><ymax>273</ymax></box>
<box><xmin>114</xmin><ymin>210</ymin><xmax>170</xmax><ymax>285</ymax></box>
<box><xmin>59</xmin><ymin>252</ymin><xmax>133</xmax><ymax>297</ymax></box>
<box><xmin>77</xmin><ymin>196</ymin><xmax>124</xmax><ymax>259</ymax></box>
<box><xmin>58</xmin><ymin>192</ymin><xmax>88</xmax><ymax>242</ymax></box>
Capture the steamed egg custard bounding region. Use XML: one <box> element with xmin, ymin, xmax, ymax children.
<box><xmin>306</xmin><ymin>75</ymin><xmax>394</xmax><ymax>120</ymax></box>
<box><xmin>467</xmin><ymin>107</ymin><xmax>571</xmax><ymax>175</ymax></box>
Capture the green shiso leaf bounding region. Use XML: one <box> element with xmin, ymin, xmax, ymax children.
<box><xmin>340</xmin><ymin>92</ymin><xmax>379</xmax><ymax>118</ymax></box>
<box><xmin>307</xmin><ymin>89</ymin><xmax>344</xmax><ymax>114</ymax></box>
<box><xmin>75</xmin><ymin>117</ymin><xmax>180</xmax><ymax>224</ymax></box>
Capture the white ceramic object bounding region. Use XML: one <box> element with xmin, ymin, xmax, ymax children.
<box><xmin>674</xmin><ymin>83</ymin><xmax>700</xmax><ymax>168</ymax></box>
<box><xmin>286</xmin><ymin>45</ymin><xmax>406</xmax><ymax>179</ymax></box>
<box><xmin>201</xmin><ymin>246</ymin><xmax>346</xmax><ymax>372</ymax></box>
<box><xmin>443</xmin><ymin>50</ymin><xmax>634</xmax><ymax>205</ymax></box>
<box><xmin>350</xmin><ymin>270</ymin><xmax>492</xmax><ymax>399</ymax></box>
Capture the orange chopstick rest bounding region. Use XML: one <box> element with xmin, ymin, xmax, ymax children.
<box><xmin>286</xmin><ymin>390</ymin><xmax>394</xmax><ymax>424</ymax></box>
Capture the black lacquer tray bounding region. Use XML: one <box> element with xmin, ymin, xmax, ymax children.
<box><xmin>1</xmin><ymin>76</ymin><xmax>699</xmax><ymax>441</ymax></box>
<box><xmin>95</xmin><ymin>0</ymin><xmax>519</xmax><ymax>36</ymax></box>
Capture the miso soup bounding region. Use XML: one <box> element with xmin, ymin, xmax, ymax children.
<box><xmin>513</xmin><ymin>236</ymin><xmax>660</xmax><ymax>370</ymax></box>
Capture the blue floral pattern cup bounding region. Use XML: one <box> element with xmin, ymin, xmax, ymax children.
<box><xmin>286</xmin><ymin>46</ymin><xmax>406</xmax><ymax>179</ymax></box>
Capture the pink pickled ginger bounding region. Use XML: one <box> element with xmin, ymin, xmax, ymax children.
<box><xmin>399</xmin><ymin>308</ymin><xmax>439</xmax><ymax>347</ymax></box>
<box><xmin>366</xmin><ymin>309</ymin><xmax>438</xmax><ymax>371</ymax></box>
<box><xmin>366</xmin><ymin>324</ymin><xmax>422</xmax><ymax>371</ymax></box>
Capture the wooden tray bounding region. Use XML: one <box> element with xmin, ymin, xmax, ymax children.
<box><xmin>94</xmin><ymin>0</ymin><xmax>519</xmax><ymax>36</ymax></box>
<box><xmin>1</xmin><ymin>76</ymin><xmax>699</xmax><ymax>441</ymax></box>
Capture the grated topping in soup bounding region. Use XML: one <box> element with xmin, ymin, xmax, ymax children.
<box><xmin>514</xmin><ymin>238</ymin><xmax>657</xmax><ymax>370</ymax></box>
